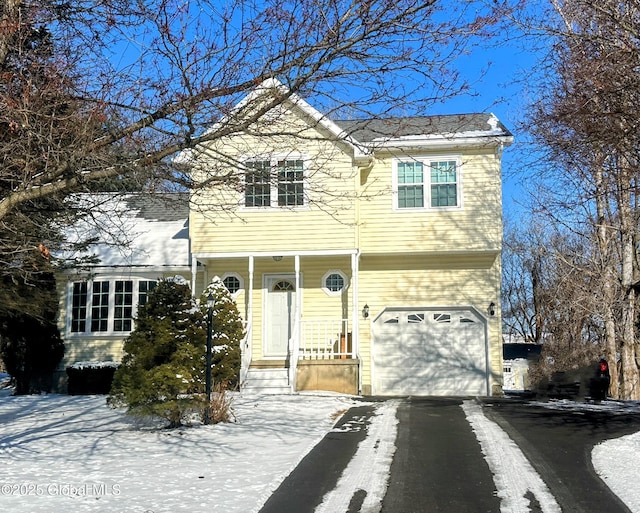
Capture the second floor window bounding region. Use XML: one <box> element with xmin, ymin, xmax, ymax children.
<box><xmin>395</xmin><ymin>158</ymin><xmax>461</xmax><ymax>210</ymax></box>
<box><xmin>245</xmin><ymin>160</ymin><xmax>271</xmax><ymax>207</ymax></box>
<box><xmin>245</xmin><ymin>158</ymin><xmax>305</xmax><ymax>208</ymax></box>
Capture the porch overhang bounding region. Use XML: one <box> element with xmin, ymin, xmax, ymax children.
<box><xmin>192</xmin><ymin>248</ymin><xmax>364</xmax><ymax>394</ymax></box>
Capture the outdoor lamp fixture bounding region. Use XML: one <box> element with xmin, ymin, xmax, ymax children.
<box><xmin>272</xmin><ymin>255</ymin><xmax>283</xmax><ymax>262</ymax></box>
<box><xmin>489</xmin><ymin>302</ymin><xmax>496</xmax><ymax>316</ymax></box>
<box><xmin>362</xmin><ymin>304</ymin><xmax>370</xmax><ymax>319</ymax></box>
<box><xmin>204</xmin><ymin>292</ymin><xmax>214</xmax><ymax>425</ymax></box>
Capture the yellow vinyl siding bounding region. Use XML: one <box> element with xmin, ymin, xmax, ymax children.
<box><xmin>359</xmin><ymin>149</ymin><xmax>502</xmax><ymax>254</ymax></box>
<box><xmin>356</xmin><ymin>253</ymin><xmax>502</xmax><ymax>392</ymax></box>
<box><xmin>56</xmin><ymin>271</ymin><xmax>193</xmax><ymax>370</ymax></box>
<box><xmin>204</xmin><ymin>256</ymin><xmax>353</xmax><ymax>361</ymax></box>
<box><xmin>62</xmin><ymin>338</ymin><xmax>127</xmax><ymax>368</ymax></box>
<box><xmin>190</xmin><ymin>107</ymin><xmax>358</xmax><ymax>255</ymax></box>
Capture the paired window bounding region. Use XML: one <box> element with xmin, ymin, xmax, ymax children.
<box><xmin>395</xmin><ymin>158</ymin><xmax>461</xmax><ymax>210</ymax></box>
<box><xmin>244</xmin><ymin>158</ymin><xmax>305</xmax><ymax>208</ymax></box>
<box><xmin>70</xmin><ymin>279</ymin><xmax>157</xmax><ymax>334</ymax></box>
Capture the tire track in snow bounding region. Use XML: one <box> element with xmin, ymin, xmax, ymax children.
<box><xmin>314</xmin><ymin>400</ymin><xmax>400</xmax><ymax>513</ymax></box>
<box><xmin>462</xmin><ymin>400</ymin><xmax>561</xmax><ymax>513</ymax></box>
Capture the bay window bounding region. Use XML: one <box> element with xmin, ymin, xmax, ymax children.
<box><xmin>70</xmin><ymin>278</ymin><xmax>157</xmax><ymax>334</ymax></box>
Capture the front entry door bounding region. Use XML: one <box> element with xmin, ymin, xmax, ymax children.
<box><xmin>264</xmin><ymin>276</ymin><xmax>296</xmax><ymax>357</ymax></box>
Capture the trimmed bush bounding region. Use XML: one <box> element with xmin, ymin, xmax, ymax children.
<box><xmin>67</xmin><ymin>362</ymin><xmax>119</xmax><ymax>395</ymax></box>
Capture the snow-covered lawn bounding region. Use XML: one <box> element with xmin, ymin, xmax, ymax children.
<box><xmin>1</xmin><ymin>380</ymin><xmax>639</xmax><ymax>513</ymax></box>
<box><xmin>0</xmin><ymin>387</ymin><xmax>362</xmax><ymax>513</ymax></box>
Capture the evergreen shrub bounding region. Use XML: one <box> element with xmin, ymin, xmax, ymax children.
<box><xmin>109</xmin><ymin>276</ymin><xmax>244</xmax><ymax>427</ymax></box>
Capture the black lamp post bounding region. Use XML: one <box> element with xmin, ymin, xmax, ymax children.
<box><xmin>204</xmin><ymin>292</ymin><xmax>214</xmax><ymax>425</ymax></box>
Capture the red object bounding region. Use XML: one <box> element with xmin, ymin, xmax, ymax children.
<box><xmin>599</xmin><ymin>362</ymin><xmax>608</xmax><ymax>372</ymax></box>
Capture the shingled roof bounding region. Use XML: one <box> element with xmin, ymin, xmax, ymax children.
<box><xmin>123</xmin><ymin>193</ymin><xmax>189</xmax><ymax>222</ymax></box>
<box><xmin>63</xmin><ymin>193</ymin><xmax>190</xmax><ymax>268</ymax></box>
<box><xmin>334</xmin><ymin>113</ymin><xmax>512</xmax><ymax>143</ymax></box>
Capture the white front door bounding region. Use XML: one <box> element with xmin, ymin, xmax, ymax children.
<box><xmin>264</xmin><ymin>275</ymin><xmax>296</xmax><ymax>357</ymax></box>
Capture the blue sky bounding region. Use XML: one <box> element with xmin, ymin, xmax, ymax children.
<box><xmin>427</xmin><ymin>41</ymin><xmax>539</xmax><ymax>223</ymax></box>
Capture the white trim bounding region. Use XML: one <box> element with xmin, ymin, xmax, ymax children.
<box><xmin>191</xmin><ymin>255</ymin><xmax>198</xmax><ymax>296</ymax></box>
<box><xmin>65</xmin><ymin>276</ymin><xmax>159</xmax><ymax>338</ymax></box>
<box><xmin>240</xmin><ymin>154</ymin><xmax>310</xmax><ymax>211</ymax></box>
<box><xmin>59</xmin><ymin>265</ymin><xmax>191</xmax><ymax>276</ymax></box>
<box><xmin>368</xmin><ymin>135</ymin><xmax>514</xmax><ymax>152</ymax></box>
<box><xmin>194</xmin><ymin>249</ymin><xmax>358</xmax><ymax>259</ymax></box>
<box><xmin>352</xmin><ymin>251</ymin><xmax>361</xmax><ymax>394</ymax></box>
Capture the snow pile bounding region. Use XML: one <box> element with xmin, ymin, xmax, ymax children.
<box><xmin>67</xmin><ymin>362</ymin><xmax>119</xmax><ymax>370</ymax></box>
<box><xmin>593</xmin><ymin>432</ymin><xmax>640</xmax><ymax>512</ymax></box>
<box><xmin>529</xmin><ymin>399</ymin><xmax>640</xmax><ymax>513</ymax></box>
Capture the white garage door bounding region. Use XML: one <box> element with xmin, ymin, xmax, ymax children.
<box><xmin>372</xmin><ymin>307</ymin><xmax>488</xmax><ymax>396</ymax></box>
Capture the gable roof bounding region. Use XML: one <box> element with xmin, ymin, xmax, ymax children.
<box><xmin>245</xmin><ymin>81</ymin><xmax>512</xmax><ymax>151</ymax></box>
<box><xmin>176</xmin><ymin>79</ymin><xmax>513</xmax><ymax>165</ymax></box>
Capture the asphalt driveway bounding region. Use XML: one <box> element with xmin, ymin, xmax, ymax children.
<box><xmin>483</xmin><ymin>398</ymin><xmax>640</xmax><ymax>513</ymax></box>
<box><xmin>259</xmin><ymin>397</ymin><xmax>640</xmax><ymax>513</ymax></box>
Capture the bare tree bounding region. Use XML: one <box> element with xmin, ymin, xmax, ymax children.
<box><xmin>512</xmin><ymin>0</ymin><xmax>640</xmax><ymax>398</ymax></box>
<box><xmin>503</xmin><ymin>217</ymin><xmax>606</xmax><ymax>387</ymax></box>
<box><xmin>0</xmin><ymin>0</ymin><xmax>509</xmax><ymax>288</ymax></box>
<box><xmin>0</xmin><ymin>0</ymin><xmax>508</xmax><ymax>214</ymax></box>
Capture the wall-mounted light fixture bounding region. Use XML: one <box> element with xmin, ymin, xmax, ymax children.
<box><xmin>489</xmin><ymin>302</ymin><xmax>496</xmax><ymax>316</ymax></box>
<box><xmin>272</xmin><ymin>255</ymin><xmax>283</xmax><ymax>262</ymax></box>
<box><xmin>362</xmin><ymin>304</ymin><xmax>370</xmax><ymax>319</ymax></box>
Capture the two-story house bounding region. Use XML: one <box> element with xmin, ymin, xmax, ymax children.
<box><xmin>56</xmin><ymin>79</ymin><xmax>512</xmax><ymax>396</ymax></box>
<box><xmin>184</xmin><ymin>79</ymin><xmax>513</xmax><ymax>396</ymax></box>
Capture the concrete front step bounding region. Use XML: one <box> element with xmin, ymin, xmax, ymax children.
<box><xmin>242</xmin><ymin>367</ymin><xmax>292</xmax><ymax>394</ymax></box>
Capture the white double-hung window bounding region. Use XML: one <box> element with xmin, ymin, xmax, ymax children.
<box><xmin>394</xmin><ymin>157</ymin><xmax>462</xmax><ymax>210</ymax></box>
<box><xmin>244</xmin><ymin>158</ymin><xmax>306</xmax><ymax>208</ymax></box>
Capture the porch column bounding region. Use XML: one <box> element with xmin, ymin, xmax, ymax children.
<box><xmin>247</xmin><ymin>255</ymin><xmax>254</xmax><ymax>322</ymax></box>
<box><xmin>351</xmin><ymin>251</ymin><xmax>360</xmax><ymax>359</ymax></box>
<box><xmin>352</xmin><ymin>251</ymin><xmax>361</xmax><ymax>395</ymax></box>
<box><xmin>240</xmin><ymin>255</ymin><xmax>255</xmax><ymax>388</ymax></box>
<box><xmin>191</xmin><ymin>255</ymin><xmax>198</xmax><ymax>295</ymax></box>
<box><xmin>291</xmin><ymin>255</ymin><xmax>301</xmax><ymax>392</ymax></box>
<box><xmin>294</xmin><ymin>254</ymin><xmax>301</xmax><ymax>315</ymax></box>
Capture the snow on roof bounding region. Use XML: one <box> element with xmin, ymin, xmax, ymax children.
<box><xmin>63</xmin><ymin>193</ymin><xmax>191</xmax><ymax>268</ymax></box>
<box><xmin>334</xmin><ymin>113</ymin><xmax>513</xmax><ymax>144</ymax></box>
